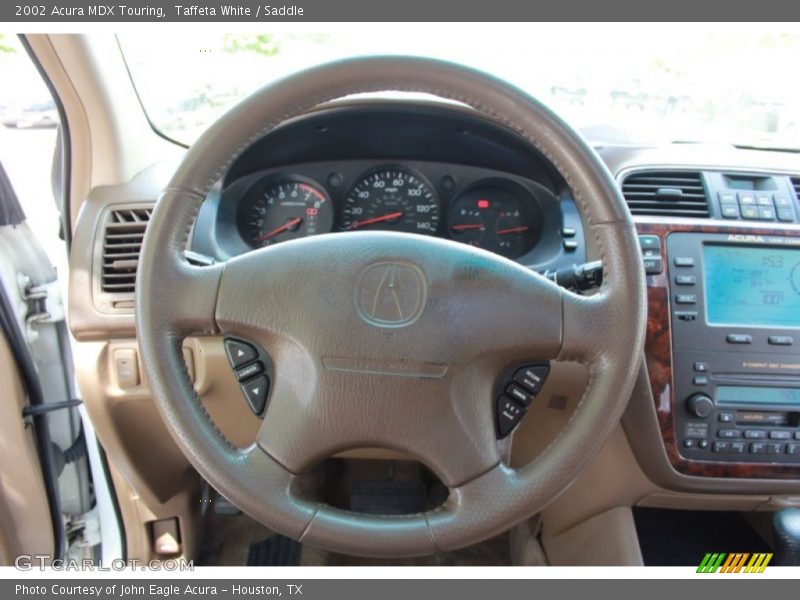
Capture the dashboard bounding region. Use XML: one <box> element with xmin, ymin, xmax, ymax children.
<box><xmin>191</xmin><ymin>103</ymin><xmax>586</xmax><ymax>272</ymax></box>
<box><xmin>68</xmin><ymin>98</ymin><xmax>800</xmax><ymax>498</ymax></box>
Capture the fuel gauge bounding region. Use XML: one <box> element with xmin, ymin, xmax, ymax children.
<box><xmin>448</xmin><ymin>182</ymin><xmax>538</xmax><ymax>259</ymax></box>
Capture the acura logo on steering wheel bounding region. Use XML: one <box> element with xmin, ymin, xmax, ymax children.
<box><xmin>355</xmin><ymin>262</ymin><xmax>427</xmax><ymax>328</ymax></box>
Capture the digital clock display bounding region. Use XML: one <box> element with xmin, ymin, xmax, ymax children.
<box><xmin>703</xmin><ymin>244</ymin><xmax>800</xmax><ymax>328</ymax></box>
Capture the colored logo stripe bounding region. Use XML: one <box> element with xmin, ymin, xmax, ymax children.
<box><xmin>744</xmin><ymin>553</ymin><xmax>773</xmax><ymax>573</ymax></box>
<box><xmin>697</xmin><ymin>552</ymin><xmax>773</xmax><ymax>573</ymax></box>
<box><xmin>697</xmin><ymin>553</ymin><xmax>726</xmax><ymax>573</ymax></box>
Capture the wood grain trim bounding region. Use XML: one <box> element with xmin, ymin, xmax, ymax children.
<box><xmin>637</xmin><ymin>221</ymin><xmax>800</xmax><ymax>479</ymax></box>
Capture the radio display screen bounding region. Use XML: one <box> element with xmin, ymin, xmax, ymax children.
<box><xmin>716</xmin><ymin>385</ymin><xmax>800</xmax><ymax>407</ymax></box>
<box><xmin>703</xmin><ymin>244</ymin><xmax>800</xmax><ymax>328</ymax></box>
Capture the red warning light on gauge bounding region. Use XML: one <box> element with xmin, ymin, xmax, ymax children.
<box><xmin>477</xmin><ymin>199</ymin><xmax>490</xmax><ymax>209</ymax></box>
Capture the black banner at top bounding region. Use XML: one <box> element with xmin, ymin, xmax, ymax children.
<box><xmin>3</xmin><ymin>0</ymin><xmax>800</xmax><ymax>22</ymax></box>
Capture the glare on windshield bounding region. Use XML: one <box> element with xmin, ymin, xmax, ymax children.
<box><xmin>118</xmin><ymin>26</ymin><xmax>800</xmax><ymax>150</ymax></box>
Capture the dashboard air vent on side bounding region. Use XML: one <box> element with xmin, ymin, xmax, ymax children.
<box><xmin>621</xmin><ymin>171</ymin><xmax>710</xmax><ymax>218</ymax></box>
<box><xmin>792</xmin><ymin>176</ymin><xmax>800</xmax><ymax>203</ymax></box>
<box><xmin>100</xmin><ymin>207</ymin><xmax>152</xmax><ymax>295</ymax></box>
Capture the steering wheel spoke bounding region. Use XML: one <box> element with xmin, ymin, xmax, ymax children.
<box><xmin>137</xmin><ymin>189</ymin><xmax>224</xmax><ymax>336</ymax></box>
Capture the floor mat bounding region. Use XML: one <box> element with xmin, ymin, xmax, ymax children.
<box><xmin>634</xmin><ymin>508</ymin><xmax>772</xmax><ymax>566</ymax></box>
<box><xmin>247</xmin><ymin>535</ymin><xmax>303</xmax><ymax>566</ymax></box>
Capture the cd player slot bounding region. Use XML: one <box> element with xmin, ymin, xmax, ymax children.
<box><xmin>714</xmin><ymin>373</ymin><xmax>800</xmax><ymax>385</ymax></box>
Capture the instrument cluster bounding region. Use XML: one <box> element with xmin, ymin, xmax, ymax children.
<box><xmin>232</xmin><ymin>162</ymin><xmax>545</xmax><ymax>260</ymax></box>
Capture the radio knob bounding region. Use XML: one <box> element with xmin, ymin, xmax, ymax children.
<box><xmin>686</xmin><ymin>394</ymin><xmax>714</xmax><ymax>418</ymax></box>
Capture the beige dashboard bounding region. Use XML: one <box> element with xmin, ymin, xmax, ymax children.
<box><xmin>66</xmin><ymin>106</ymin><xmax>800</xmax><ymax>564</ymax></box>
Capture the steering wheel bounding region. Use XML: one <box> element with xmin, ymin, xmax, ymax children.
<box><xmin>136</xmin><ymin>56</ymin><xmax>646</xmax><ymax>557</ymax></box>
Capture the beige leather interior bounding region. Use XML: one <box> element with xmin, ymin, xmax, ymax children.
<box><xmin>20</xmin><ymin>33</ymin><xmax>800</xmax><ymax>565</ymax></box>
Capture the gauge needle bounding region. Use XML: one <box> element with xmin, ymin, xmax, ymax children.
<box><xmin>497</xmin><ymin>225</ymin><xmax>530</xmax><ymax>235</ymax></box>
<box><xmin>256</xmin><ymin>217</ymin><xmax>303</xmax><ymax>242</ymax></box>
<box><xmin>451</xmin><ymin>224</ymin><xmax>485</xmax><ymax>231</ymax></box>
<box><xmin>347</xmin><ymin>211</ymin><xmax>403</xmax><ymax>229</ymax></box>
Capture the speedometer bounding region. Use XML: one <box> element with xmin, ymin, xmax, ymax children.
<box><xmin>340</xmin><ymin>167</ymin><xmax>440</xmax><ymax>234</ymax></box>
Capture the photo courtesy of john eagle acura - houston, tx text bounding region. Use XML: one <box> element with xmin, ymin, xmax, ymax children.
<box><xmin>0</xmin><ymin>11</ymin><xmax>799</xmax><ymax>594</ymax></box>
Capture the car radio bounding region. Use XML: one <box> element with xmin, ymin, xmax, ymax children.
<box><xmin>666</xmin><ymin>231</ymin><xmax>800</xmax><ymax>464</ymax></box>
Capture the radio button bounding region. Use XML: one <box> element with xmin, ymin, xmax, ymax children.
<box><xmin>718</xmin><ymin>412</ymin><xmax>734</xmax><ymax>423</ymax></box>
<box><xmin>693</xmin><ymin>375</ymin><xmax>708</xmax><ymax>386</ymax></box>
<box><xmin>767</xmin><ymin>443</ymin><xmax>784</xmax><ymax>455</ymax></box>
<box><xmin>674</xmin><ymin>257</ymin><xmax>695</xmax><ymax>267</ymax></box>
<box><xmin>675</xmin><ymin>311</ymin><xmax>698</xmax><ymax>321</ymax></box>
<box><xmin>787</xmin><ymin>444</ymin><xmax>799</xmax><ymax>455</ymax></box>
<box><xmin>682</xmin><ymin>438</ymin><xmax>695</xmax><ymax>449</ymax></box>
<box><xmin>740</xmin><ymin>206</ymin><xmax>759</xmax><ymax>220</ymax></box>
<box><xmin>224</xmin><ymin>338</ymin><xmax>258</xmax><ymax>369</ymax></box>
<box><xmin>694</xmin><ymin>362</ymin><xmax>709</xmax><ymax>373</ymax></box>
<box><xmin>718</xmin><ymin>192</ymin><xmax>736</xmax><ymax>204</ymax></box>
<box><xmin>737</xmin><ymin>192</ymin><xmax>756</xmax><ymax>205</ymax></box>
<box><xmin>730</xmin><ymin>442</ymin><xmax>746</xmax><ymax>454</ymax></box>
<box><xmin>795</xmin><ymin>432</ymin><xmax>800</xmax><ymax>441</ymax></box>
<box><xmin>773</xmin><ymin>194</ymin><xmax>792</xmax><ymax>208</ymax></box>
<box><xmin>697</xmin><ymin>439</ymin><xmax>709</xmax><ymax>450</ymax></box>
<box><xmin>768</xmin><ymin>335</ymin><xmax>794</xmax><ymax>346</ymax></box>
<box><xmin>758</xmin><ymin>206</ymin><xmax>776</xmax><ymax>221</ymax></box>
<box><xmin>777</xmin><ymin>208</ymin><xmax>796</xmax><ymax>222</ymax></box>
<box><xmin>718</xmin><ymin>429</ymin><xmax>741</xmax><ymax>439</ymax></box>
<box><xmin>744</xmin><ymin>430</ymin><xmax>767</xmax><ymax>439</ymax></box>
<box><xmin>720</xmin><ymin>204</ymin><xmax>740</xmax><ymax>219</ymax></box>
<box><xmin>769</xmin><ymin>430</ymin><xmax>792</xmax><ymax>440</ymax></box>
<box><xmin>756</xmin><ymin>193</ymin><xmax>774</xmax><ymax>207</ymax></box>
<box><xmin>726</xmin><ymin>333</ymin><xmax>753</xmax><ymax>344</ymax></box>
<box><xmin>235</xmin><ymin>361</ymin><xmax>264</xmax><ymax>382</ymax></box>
<box><xmin>712</xmin><ymin>441</ymin><xmax>730</xmax><ymax>453</ymax></box>
<box><xmin>675</xmin><ymin>275</ymin><xmax>696</xmax><ymax>285</ymax></box>
<box><xmin>749</xmin><ymin>442</ymin><xmax>767</xmax><ymax>454</ymax></box>
<box><xmin>675</xmin><ymin>294</ymin><xmax>697</xmax><ymax>304</ymax></box>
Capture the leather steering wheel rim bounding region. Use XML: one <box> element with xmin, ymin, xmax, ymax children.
<box><xmin>136</xmin><ymin>56</ymin><xmax>646</xmax><ymax>557</ymax></box>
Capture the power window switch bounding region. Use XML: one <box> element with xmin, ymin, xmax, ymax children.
<box><xmin>113</xmin><ymin>348</ymin><xmax>140</xmax><ymax>388</ymax></box>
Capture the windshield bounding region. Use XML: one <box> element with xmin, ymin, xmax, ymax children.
<box><xmin>118</xmin><ymin>26</ymin><xmax>800</xmax><ymax>150</ymax></box>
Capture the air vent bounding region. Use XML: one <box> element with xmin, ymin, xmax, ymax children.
<box><xmin>100</xmin><ymin>206</ymin><xmax>152</xmax><ymax>295</ymax></box>
<box><xmin>621</xmin><ymin>171</ymin><xmax>710</xmax><ymax>218</ymax></box>
<box><xmin>792</xmin><ymin>176</ymin><xmax>800</xmax><ymax>203</ymax></box>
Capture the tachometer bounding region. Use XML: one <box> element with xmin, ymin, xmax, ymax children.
<box><xmin>341</xmin><ymin>167</ymin><xmax>439</xmax><ymax>234</ymax></box>
<box><xmin>239</xmin><ymin>177</ymin><xmax>333</xmax><ymax>248</ymax></box>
